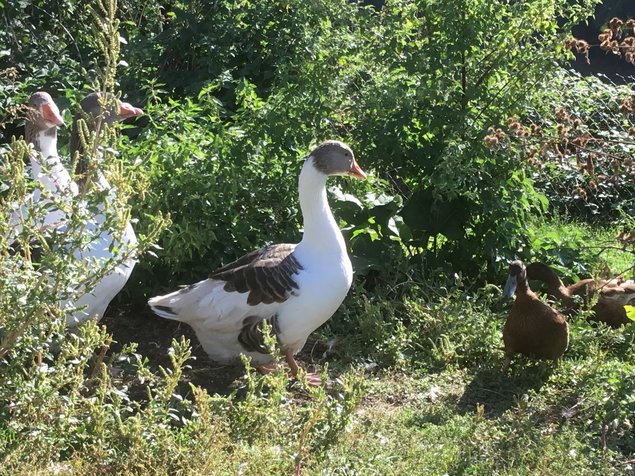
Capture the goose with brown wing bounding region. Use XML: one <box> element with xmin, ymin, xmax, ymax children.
<box><xmin>148</xmin><ymin>140</ymin><xmax>367</xmax><ymax>386</ymax></box>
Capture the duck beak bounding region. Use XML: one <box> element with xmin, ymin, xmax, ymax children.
<box><xmin>118</xmin><ymin>101</ymin><xmax>144</xmax><ymax>119</ymax></box>
<box><xmin>503</xmin><ymin>274</ymin><xmax>517</xmax><ymax>299</ymax></box>
<box><xmin>348</xmin><ymin>159</ymin><xmax>367</xmax><ymax>180</ymax></box>
<box><xmin>42</xmin><ymin>102</ymin><xmax>64</xmax><ymax>126</ymax></box>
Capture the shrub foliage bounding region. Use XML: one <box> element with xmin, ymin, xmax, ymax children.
<box><xmin>3</xmin><ymin>0</ymin><xmax>635</xmax><ymax>473</ymax></box>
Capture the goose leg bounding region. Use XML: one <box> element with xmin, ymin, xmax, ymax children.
<box><xmin>284</xmin><ymin>349</ymin><xmax>322</xmax><ymax>387</ymax></box>
<box><xmin>255</xmin><ymin>354</ymin><xmax>322</xmax><ymax>386</ymax></box>
<box><xmin>255</xmin><ymin>363</ymin><xmax>278</xmax><ymax>374</ymax></box>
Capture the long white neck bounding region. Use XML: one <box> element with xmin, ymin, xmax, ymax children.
<box><xmin>37</xmin><ymin>128</ymin><xmax>58</xmax><ymax>160</ymax></box>
<box><xmin>297</xmin><ymin>157</ymin><xmax>346</xmax><ymax>254</ymax></box>
<box><xmin>29</xmin><ymin>127</ymin><xmax>58</xmax><ymax>177</ymax></box>
<box><xmin>28</xmin><ymin>126</ymin><xmax>77</xmax><ymax>195</ymax></box>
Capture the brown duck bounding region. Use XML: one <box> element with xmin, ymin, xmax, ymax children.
<box><xmin>502</xmin><ymin>260</ymin><xmax>569</xmax><ymax>370</ymax></box>
<box><xmin>526</xmin><ymin>262</ymin><xmax>635</xmax><ymax>327</ymax></box>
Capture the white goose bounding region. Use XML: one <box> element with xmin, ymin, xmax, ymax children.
<box><xmin>148</xmin><ymin>140</ymin><xmax>367</xmax><ymax>384</ymax></box>
<box><xmin>65</xmin><ymin>92</ymin><xmax>143</xmax><ymax>326</ymax></box>
<box><xmin>9</xmin><ymin>93</ymin><xmax>71</xmax><ymax>240</ymax></box>
<box><xmin>26</xmin><ymin>92</ymin><xmax>77</xmax><ymax>198</ymax></box>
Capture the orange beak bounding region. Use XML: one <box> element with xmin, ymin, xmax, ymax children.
<box><xmin>42</xmin><ymin>102</ymin><xmax>64</xmax><ymax>126</ymax></box>
<box><xmin>348</xmin><ymin>159</ymin><xmax>367</xmax><ymax>180</ymax></box>
<box><xmin>118</xmin><ymin>101</ymin><xmax>144</xmax><ymax>119</ymax></box>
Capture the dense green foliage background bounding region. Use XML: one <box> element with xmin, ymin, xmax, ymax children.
<box><xmin>2</xmin><ymin>0</ymin><xmax>635</xmax><ymax>474</ymax></box>
<box><xmin>2</xmin><ymin>0</ymin><xmax>617</xmax><ymax>293</ymax></box>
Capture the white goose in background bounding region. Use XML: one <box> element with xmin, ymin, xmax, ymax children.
<box><xmin>26</xmin><ymin>92</ymin><xmax>77</xmax><ymax>197</ymax></box>
<box><xmin>149</xmin><ymin>140</ymin><xmax>367</xmax><ymax>385</ymax></box>
<box><xmin>65</xmin><ymin>92</ymin><xmax>143</xmax><ymax>327</ymax></box>
<box><xmin>9</xmin><ymin>92</ymin><xmax>71</xmax><ymax>239</ymax></box>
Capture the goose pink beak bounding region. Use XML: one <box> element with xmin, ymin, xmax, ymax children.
<box><xmin>118</xmin><ymin>101</ymin><xmax>144</xmax><ymax>119</ymax></box>
<box><xmin>349</xmin><ymin>159</ymin><xmax>367</xmax><ymax>180</ymax></box>
<box><xmin>42</xmin><ymin>102</ymin><xmax>64</xmax><ymax>127</ymax></box>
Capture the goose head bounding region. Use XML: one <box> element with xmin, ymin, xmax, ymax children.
<box><xmin>78</xmin><ymin>92</ymin><xmax>144</xmax><ymax>126</ymax></box>
<box><xmin>503</xmin><ymin>260</ymin><xmax>527</xmax><ymax>299</ymax></box>
<box><xmin>71</xmin><ymin>93</ymin><xmax>143</xmax><ymax>188</ymax></box>
<box><xmin>25</xmin><ymin>92</ymin><xmax>64</xmax><ymax>161</ymax></box>
<box><xmin>27</xmin><ymin>92</ymin><xmax>64</xmax><ymax>130</ymax></box>
<box><xmin>309</xmin><ymin>140</ymin><xmax>366</xmax><ymax>180</ymax></box>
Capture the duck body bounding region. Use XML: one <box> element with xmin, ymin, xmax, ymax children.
<box><xmin>502</xmin><ymin>260</ymin><xmax>569</xmax><ymax>369</ymax></box>
<box><xmin>149</xmin><ymin>141</ymin><xmax>365</xmax><ymax>372</ymax></box>
<box><xmin>526</xmin><ymin>262</ymin><xmax>635</xmax><ymax>327</ymax></box>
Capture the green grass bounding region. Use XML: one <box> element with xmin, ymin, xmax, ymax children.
<box><xmin>1</xmin><ymin>218</ymin><xmax>634</xmax><ymax>475</ymax></box>
<box><xmin>527</xmin><ymin>215</ymin><xmax>634</xmax><ymax>281</ymax></box>
<box><xmin>320</xmin><ymin>370</ymin><xmax>626</xmax><ymax>475</ymax></box>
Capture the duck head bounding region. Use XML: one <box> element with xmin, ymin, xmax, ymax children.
<box><xmin>309</xmin><ymin>140</ymin><xmax>366</xmax><ymax>180</ymax></box>
<box><xmin>503</xmin><ymin>260</ymin><xmax>527</xmax><ymax>299</ymax></box>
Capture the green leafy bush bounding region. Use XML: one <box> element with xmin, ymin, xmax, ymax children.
<box><xmin>3</xmin><ymin>0</ymin><xmax>605</xmax><ymax>284</ymax></box>
<box><xmin>1</xmin><ymin>4</ymin><xmax>366</xmax><ymax>473</ymax></box>
<box><xmin>5</xmin><ymin>0</ymin><xmax>635</xmax><ymax>472</ymax></box>
<box><xmin>491</xmin><ymin>70</ymin><xmax>635</xmax><ymax>222</ymax></box>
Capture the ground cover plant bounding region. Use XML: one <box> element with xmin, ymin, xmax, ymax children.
<box><xmin>1</xmin><ymin>0</ymin><xmax>634</xmax><ymax>474</ymax></box>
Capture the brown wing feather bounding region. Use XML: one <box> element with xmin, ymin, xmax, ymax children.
<box><xmin>527</xmin><ymin>263</ymin><xmax>634</xmax><ymax>325</ymax></box>
<box><xmin>238</xmin><ymin>314</ymin><xmax>281</xmax><ymax>353</ymax></box>
<box><xmin>210</xmin><ymin>244</ymin><xmax>304</xmax><ymax>306</ymax></box>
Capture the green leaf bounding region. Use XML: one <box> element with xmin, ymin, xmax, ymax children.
<box><xmin>625</xmin><ymin>305</ymin><xmax>635</xmax><ymax>322</ymax></box>
<box><xmin>401</xmin><ymin>188</ymin><xmax>471</xmax><ymax>242</ymax></box>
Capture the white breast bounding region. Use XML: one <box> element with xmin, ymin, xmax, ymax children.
<box><xmin>275</xmin><ymin>251</ymin><xmax>353</xmax><ymax>352</ymax></box>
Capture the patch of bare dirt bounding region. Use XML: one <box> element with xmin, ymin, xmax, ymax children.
<box><xmin>101</xmin><ymin>304</ymin><xmax>343</xmax><ymax>397</ymax></box>
<box><xmin>102</xmin><ymin>305</ymin><xmax>245</xmax><ymax>396</ymax></box>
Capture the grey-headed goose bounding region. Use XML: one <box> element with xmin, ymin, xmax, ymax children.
<box><xmin>526</xmin><ymin>262</ymin><xmax>635</xmax><ymax>327</ymax></box>
<box><xmin>25</xmin><ymin>92</ymin><xmax>76</xmax><ymax>197</ymax></box>
<box><xmin>70</xmin><ymin>92</ymin><xmax>143</xmax><ymax>193</ymax></box>
<box><xmin>148</xmin><ymin>140</ymin><xmax>367</xmax><ymax>385</ymax></box>
<box><xmin>65</xmin><ymin>92</ymin><xmax>143</xmax><ymax>326</ymax></box>
<box><xmin>502</xmin><ymin>260</ymin><xmax>569</xmax><ymax>370</ymax></box>
<box><xmin>10</xmin><ymin>93</ymin><xmax>73</xmax><ymax>240</ymax></box>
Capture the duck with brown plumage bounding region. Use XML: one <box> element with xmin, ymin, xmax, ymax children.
<box><xmin>526</xmin><ymin>262</ymin><xmax>635</xmax><ymax>327</ymax></box>
<box><xmin>501</xmin><ymin>260</ymin><xmax>569</xmax><ymax>370</ymax></box>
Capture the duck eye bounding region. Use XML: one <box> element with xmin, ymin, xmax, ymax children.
<box><xmin>344</xmin><ymin>152</ymin><xmax>350</xmax><ymax>157</ymax></box>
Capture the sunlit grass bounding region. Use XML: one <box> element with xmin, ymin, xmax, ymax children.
<box><xmin>527</xmin><ymin>214</ymin><xmax>634</xmax><ymax>280</ymax></box>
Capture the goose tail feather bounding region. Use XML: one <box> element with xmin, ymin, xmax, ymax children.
<box><xmin>148</xmin><ymin>292</ymin><xmax>183</xmax><ymax>321</ymax></box>
<box><xmin>147</xmin><ymin>281</ymin><xmax>205</xmax><ymax>321</ymax></box>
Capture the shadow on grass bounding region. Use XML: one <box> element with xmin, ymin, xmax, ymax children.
<box><xmin>102</xmin><ymin>304</ymin><xmax>344</xmax><ymax>399</ymax></box>
<box><xmin>456</xmin><ymin>362</ymin><xmax>554</xmax><ymax>418</ymax></box>
<box><xmin>103</xmin><ymin>304</ymin><xmax>245</xmax><ymax>397</ymax></box>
